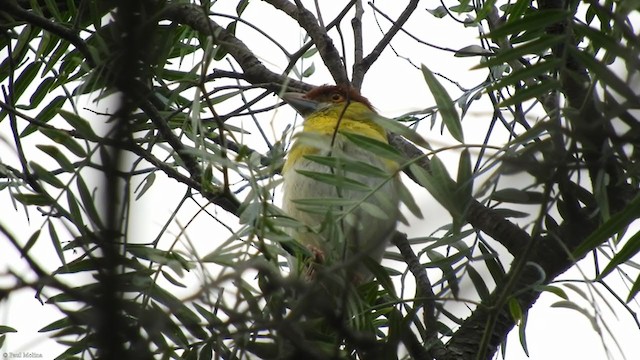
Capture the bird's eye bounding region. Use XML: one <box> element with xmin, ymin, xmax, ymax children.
<box><xmin>331</xmin><ymin>93</ymin><xmax>343</xmax><ymax>102</ymax></box>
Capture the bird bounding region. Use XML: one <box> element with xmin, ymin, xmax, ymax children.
<box><xmin>280</xmin><ymin>84</ymin><xmax>400</xmax><ymax>283</ymax></box>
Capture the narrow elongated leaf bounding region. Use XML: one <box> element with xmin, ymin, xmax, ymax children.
<box><xmin>456</xmin><ymin>149</ymin><xmax>473</xmax><ymax>206</ymax></box>
<box><xmin>518</xmin><ymin>310</ymin><xmax>530</xmax><ymax>356</ymax></box>
<box><xmin>303</xmin><ymin>154</ymin><xmax>389</xmax><ymax>178</ymax></box>
<box><xmin>574</xmin><ymin>24</ymin><xmax>629</xmax><ymax>61</ymax></box>
<box><xmin>472</xmin><ymin>36</ymin><xmax>563</xmax><ymax>70</ymax></box>
<box><xmin>13</xmin><ymin>193</ymin><xmax>52</xmax><ymax>206</ymax></box>
<box><xmin>135</xmin><ymin>172</ymin><xmax>156</xmax><ymax>200</ymax></box>
<box><xmin>396</xmin><ymin>180</ymin><xmax>423</xmax><ymax>219</ymax></box>
<box><xmin>479</xmin><ymin>242</ymin><xmax>505</xmax><ymax>284</ymax></box>
<box><xmin>0</xmin><ymin>326</ymin><xmax>17</xmax><ymax>334</ymax></box>
<box><xmin>475</xmin><ymin>0</ymin><xmax>497</xmax><ymax>22</ymax></box>
<box><xmin>599</xmin><ymin>231</ymin><xmax>640</xmax><ymax>279</ymax></box>
<box><xmin>26</xmin><ymin>76</ymin><xmax>55</xmax><ymax>109</ymax></box>
<box><xmin>506</xmin><ymin>0</ymin><xmax>530</xmax><ymax>23</ymax></box>
<box><xmin>341</xmin><ymin>131</ymin><xmax>405</xmax><ymax>162</ymax></box>
<box><xmin>409</xmin><ymin>155</ymin><xmax>461</xmax><ymax>219</ymax></box>
<box><xmin>296</xmin><ymin>169</ymin><xmax>371</xmax><ymax>191</ymax></box>
<box><xmin>492</xmin><ymin>188</ymin><xmax>545</xmax><ymax>204</ymax></box>
<box><xmin>489</xmin><ymin>59</ymin><xmax>561</xmax><ymax>91</ymax></box>
<box><xmin>22</xmin><ymin>230</ymin><xmax>41</xmax><ymax>256</ymax></box>
<box><xmin>627</xmin><ymin>273</ymin><xmax>640</xmax><ymax>302</ymax></box>
<box><xmin>573</xmin><ymin>194</ymin><xmax>640</xmax><ymax>257</ymax></box>
<box><xmin>425</xmin><ymin>249</ymin><xmax>461</xmax><ymax>297</ymax></box>
<box><xmin>570</xmin><ymin>47</ymin><xmax>639</xmax><ymax>105</ymax></box>
<box><xmin>486</xmin><ymin>10</ymin><xmax>568</xmax><ymax>38</ymax></box>
<box><xmin>30</xmin><ymin>162</ymin><xmax>65</xmax><ymax>188</ymax></box>
<box><xmin>37</xmin><ymin>145</ymin><xmax>75</xmax><ymax>172</ymax></box>
<box><xmin>67</xmin><ymin>191</ymin><xmax>84</xmax><ymax>230</ymax></box>
<box><xmin>58</xmin><ymin>109</ymin><xmax>98</xmax><ymax>140</ymax></box>
<box><xmin>21</xmin><ymin>96</ymin><xmax>67</xmax><ymax>137</ymax></box>
<box><xmin>77</xmin><ymin>176</ymin><xmax>103</xmax><ymax>229</ymax></box>
<box><xmin>551</xmin><ymin>301</ymin><xmax>599</xmax><ymax>331</ymax></box>
<box><xmin>48</xmin><ymin>222</ymin><xmax>66</xmax><ymax>267</ymax></box>
<box><xmin>498</xmin><ymin>80</ymin><xmax>559</xmax><ymax>107</ymax></box>
<box><xmin>421</xmin><ymin>64</ymin><xmax>463</xmax><ymax>142</ymax></box>
<box><xmin>370</xmin><ymin>113</ymin><xmax>431</xmax><ymax>149</ymax></box>
<box><xmin>13</xmin><ymin>62</ymin><xmax>42</xmax><ymax>102</ymax></box>
<box><xmin>467</xmin><ymin>265</ymin><xmax>490</xmax><ymax>300</ymax></box>
<box><xmin>41</xmin><ymin>128</ymin><xmax>86</xmax><ymax>157</ymax></box>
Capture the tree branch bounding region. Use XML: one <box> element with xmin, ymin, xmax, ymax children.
<box><xmin>352</xmin><ymin>0</ymin><xmax>419</xmax><ymax>88</ymax></box>
<box><xmin>264</xmin><ymin>0</ymin><xmax>350</xmax><ymax>85</ymax></box>
<box><xmin>162</xmin><ymin>2</ymin><xmax>310</xmax><ymax>93</ymax></box>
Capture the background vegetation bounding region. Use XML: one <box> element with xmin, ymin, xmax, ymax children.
<box><xmin>1</xmin><ymin>1</ymin><xmax>639</xmax><ymax>359</ymax></box>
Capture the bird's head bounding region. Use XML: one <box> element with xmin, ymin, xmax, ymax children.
<box><xmin>282</xmin><ymin>85</ymin><xmax>375</xmax><ymax>118</ymax></box>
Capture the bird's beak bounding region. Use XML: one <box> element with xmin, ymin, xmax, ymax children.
<box><xmin>281</xmin><ymin>92</ymin><xmax>320</xmax><ymax>117</ymax></box>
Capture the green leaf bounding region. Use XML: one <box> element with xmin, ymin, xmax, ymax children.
<box><xmin>26</xmin><ymin>76</ymin><xmax>55</xmax><ymax>109</ymax></box>
<box><xmin>341</xmin><ymin>131</ymin><xmax>405</xmax><ymax>162</ymax></box>
<box><xmin>291</xmin><ymin>197</ymin><xmax>359</xmax><ymax>208</ymax></box>
<box><xmin>39</xmin><ymin>317</ymin><xmax>72</xmax><ymax>332</ymax></box>
<box><xmin>475</xmin><ymin>0</ymin><xmax>497</xmax><ymax>22</ymax></box>
<box><xmin>467</xmin><ymin>265</ymin><xmax>490</xmax><ymax>300</ymax></box>
<box><xmin>48</xmin><ymin>222</ymin><xmax>66</xmax><ymax>267</ymax></box>
<box><xmin>36</xmin><ymin>144</ymin><xmax>75</xmax><ymax>172</ymax></box>
<box><xmin>30</xmin><ymin>162</ymin><xmax>65</xmax><ymax>188</ymax></box>
<box><xmin>22</xmin><ymin>230</ymin><xmax>41</xmax><ymax>256</ymax></box>
<box><xmin>409</xmin><ymin>156</ymin><xmax>461</xmax><ymax>219</ymax></box>
<box><xmin>479</xmin><ymin>242</ymin><xmax>505</xmax><ymax>284</ymax></box>
<box><xmin>425</xmin><ymin>249</ymin><xmax>461</xmax><ymax>297</ymax></box>
<box><xmin>371</xmin><ymin>113</ymin><xmax>431</xmax><ymax>149</ymax></box>
<box><xmin>396</xmin><ymin>180</ymin><xmax>423</xmax><ymax>219</ymax></box>
<box><xmin>472</xmin><ymin>36</ymin><xmax>563</xmax><ymax>70</ymax></box>
<box><xmin>0</xmin><ymin>326</ymin><xmax>17</xmax><ymax>334</ymax></box>
<box><xmin>296</xmin><ymin>169</ymin><xmax>371</xmax><ymax>191</ymax></box>
<box><xmin>627</xmin><ymin>272</ymin><xmax>640</xmax><ymax>302</ymax></box>
<box><xmin>13</xmin><ymin>62</ymin><xmax>42</xmax><ymax>102</ymax></box>
<box><xmin>58</xmin><ymin>109</ymin><xmax>98</xmax><ymax>140</ymax></box>
<box><xmin>508</xmin><ymin>298</ymin><xmax>523</xmax><ymax>322</ymax></box>
<box><xmin>426</xmin><ymin>6</ymin><xmax>447</xmax><ymax>18</ymax></box>
<box><xmin>13</xmin><ymin>193</ymin><xmax>52</xmax><ymax>206</ymax></box>
<box><xmin>518</xmin><ymin>310</ymin><xmax>530</xmax><ymax>356</ymax></box>
<box><xmin>599</xmin><ymin>231</ymin><xmax>640</xmax><ymax>279</ymax></box>
<box><xmin>489</xmin><ymin>59</ymin><xmax>561</xmax><ymax>91</ymax></box>
<box><xmin>77</xmin><ymin>176</ymin><xmax>104</xmax><ymax>229</ymax></box>
<box><xmin>485</xmin><ymin>10</ymin><xmax>568</xmax><ymax>38</ymax></box>
<box><xmin>302</xmin><ymin>47</ymin><xmax>318</xmax><ymax>58</ymax></box>
<box><xmin>67</xmin><ymin>191</ymin><xmax>84</xmax><ymax>230</ymax></box>
<box><xmin>21</xmin><ymin>96</ymin><xmax>67</xmax><ymax>137</ymax></box>
<box><xmin>148</xmin><ymin>287</ymin><xmax>207</xmax><ymax>340</ymax></box>
<box><xmin>551</xmin><ymin>301</ymin><xmax>599</xmax><ymax>331</ymax></box>
<box><xmin>302</xmin><ymin>62</ymin><xmax>315</xmax><ymax>77</ymax></box>
<box><xmin>135</xmin><ymin>172</ymin><xmax>156</xmax><ymax>200</ymax></box>
<box><xmin>456</xmin><ymin>149</ymin><xmax>473</xmax><ymax>207</ymax></box>
<box><xmin>573</xmin><ymin>194</ymin><xmax>640</xmax><ymax>257</ymax></box>
<box><xmin>41</xmin><ymin>128</ymin><xmax>86</xmax><ymax>157</ymax></box>
<box><xmin>570</xmin><ymin>47</ymin><xmax>639</xmax><ymax>105</ymax></box>
<box><xmin>42</xmin><ymin>40</ymin><xmax>71</xmax><ymax>76</ymax></box>
<box><xmin>537</xmin><ymin>285</ymin><xmax>568</xmax><ymax>300</ymax></box>
<box><xmin>421</xmin><ymin>64</ymin><xmax>463</xmax><ymax>142</ymax></box>
<box><xmin>498</xmin><ymin>80</ymin><xmax>560</xmax><ymax>107</ymax></box>
<box><xmin>573</xmin><ymin>24</ymin><xmax>628</xmax><ymax>62</ymax></box>
<box><xmin>491</xmin><ymin>188</ymin><xmax>545</xmax><ymax>204</ymax></box>
<box><xmin>506</xmin><ymin>0</ymin><xmax>530</xmax><ymax>23</ymax></box>
<box><xmin>449</xmin><ymin>4</ymin><xmax>473</xmax><ymax>13</ymax></box>
<box><xmin>303</xmin><ymin>154</ymin><xmax>390</xmax><ymax>178</ymax></box>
